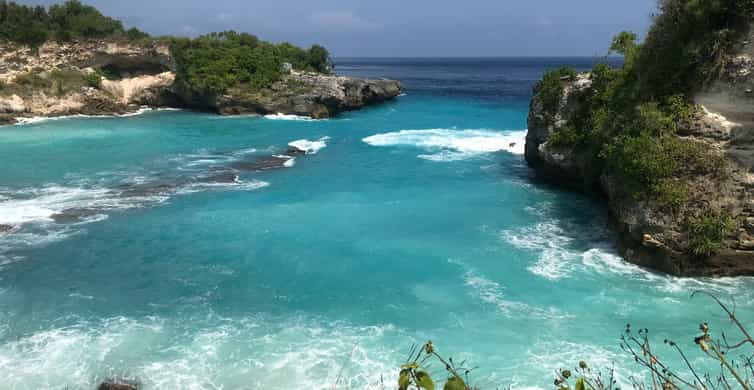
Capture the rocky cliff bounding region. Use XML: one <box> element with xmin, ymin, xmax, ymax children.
<box><xmin>526</xmin><ymin>65</ymin><xmax>754</xmax><ymax>276</ymax></box>
<box><xmin>176</xmin><ymin>70</ymin><xmax>402</xmax><ymax>119</ymax></box>
<box><xmin>0</xmin><ymin>40</ymin><xmax>401</xmax><ymax>124</ymax></box>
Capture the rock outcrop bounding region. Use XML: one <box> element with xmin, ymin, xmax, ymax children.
<box><xmin>175</xmin><ymin>70</ymin><xmax>402</xmax><ymax>119</ymax></box>
<box><xmin>0</xmin><ymin>39</ymin><xmax>178</xmax><ymax>123</ymax></box>
<box><xmin>526</xmin><ymin>71</ymin><xmax>754</xmax><ymax>277</ymax></box>
<box><xmin>0</xmin><ymin>39</ymin><xmax>400</xmax><ymax>124</ymax></box>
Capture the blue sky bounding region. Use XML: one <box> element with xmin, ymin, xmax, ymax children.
<box><xmin>21</xmin><ymin>0</ymin><xmax>657</xmax><ymax>57</ymax></box>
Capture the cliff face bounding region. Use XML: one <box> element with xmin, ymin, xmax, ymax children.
<box><xmin>0</xmin><ymin>40</ymin><xmax>401</xmax><ymax>123</ymax></box>
<box><xmin>0</xmin><ymin>40</ymin><xmax>177</xmax><ymax>123</ymax></box>
<box><xmin>526</xmin><ymin>67</ymin><xmax>754</xmax><ymax>276</ymax></box>
<box><xmin>175</xmin><ymin>70</ymin><xmax>402</xmax><ymax>119</ymax></box>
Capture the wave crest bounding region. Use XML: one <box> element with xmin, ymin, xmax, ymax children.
<box><xmin>362</xmin><ymin>128</ymin><xmax>526</xmax><ymax>160</ymax></box>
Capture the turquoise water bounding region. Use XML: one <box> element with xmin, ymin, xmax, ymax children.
<box><xmin>1</xmin><ymin>59</ymin><xmax>753</xmax><ymax>390</ymax></box>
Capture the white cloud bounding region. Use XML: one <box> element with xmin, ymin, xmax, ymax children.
<box><xmin>308</xmin><ymin>11</ymin><xmax>381</xmax><ymax>31</ymax></box>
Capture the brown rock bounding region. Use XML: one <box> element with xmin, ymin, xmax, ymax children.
<box><xmin>98</xmin><ymin>381</ymin><xmax>137</xmax><ymax>390</ymax></box>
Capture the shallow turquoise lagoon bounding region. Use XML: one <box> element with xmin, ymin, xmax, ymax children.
<box><xmin>0</xmin><ymin>59</ymin><xmax>752</xmax><ymax>389</ymax></box>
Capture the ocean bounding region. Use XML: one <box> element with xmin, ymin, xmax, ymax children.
<box><xmin>0</xmin><ymin>58</ymin><xmax>752</xmax><ymax>389</ymax></box>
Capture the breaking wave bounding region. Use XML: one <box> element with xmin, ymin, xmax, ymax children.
<box><xmin>0</xmin><ymin>315</ymin><xmax>402</xmax><ymax>390</ymax></box>
<box><xmin>13</xmin><ymin>107</ymin><xmax>182</xmax><ymax>126</ymax></box>
<box><xmin>362</xmin><ymin>129</ymin><xmax>526</xmax><ymax>160</ymax></box>
<box><xmin>288</xmin><ymin>137</ymin><xmax>330</xmax><ymax>154</ymax></box>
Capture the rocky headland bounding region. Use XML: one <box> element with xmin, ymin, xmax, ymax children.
<box><xmin>0</xmin><ymin>39</ymin><xmax>401</xmax><ymax>124</ymax></box>
<box><xmin>526</xmin><ymin>23</ymin><xmax>754</xmax><ymax>277</ymax></box>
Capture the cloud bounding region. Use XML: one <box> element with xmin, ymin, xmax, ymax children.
<box><xmin>308</xmin><ymin>11</ymin><xmax>381</xmax><ymax>31</ymax></box>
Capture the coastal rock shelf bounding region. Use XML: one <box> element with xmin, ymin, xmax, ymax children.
<box><xmin>0</xmin><ymin>40</ymin><xmax>402</xmax><ymax>124</ymax></box>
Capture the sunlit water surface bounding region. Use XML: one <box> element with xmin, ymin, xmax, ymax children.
<box><xmin>0</xmin><ymin>58</ymin><xmax>752</xmax><ymax>389</ymax></box>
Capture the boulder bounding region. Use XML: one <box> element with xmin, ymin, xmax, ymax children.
<box><xmin>98</xmin><ymin>381</ymin><xmax>137</xmax><ymax>390</ymax></box>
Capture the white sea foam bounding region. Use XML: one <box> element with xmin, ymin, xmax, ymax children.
<box><xmin>13</xmin><ymin>107</ymin><xmax>181</xmax><ymax>126</ymax></box>
<box><xmin>288</xmin><ymin>137</ymin><xmax>330</xmax><ymax>154</ymax></box>
<box><xmin>273</xmin><ymin>155</ymin><xmax>296</xmax><ymax>168</ymax></box>
<box><xmin>362</xmin><ymin>128</ymin><xmax>526</xmax><ymax>160</ymax></box>
<box><xmin>175</xmin><ymin>179</ymin><xmax>269</xmax><ymax>195</ymax></box>
<box><xmin>264</xmin><ymin>113</ymin><xmax>318</xmax><ymax>121</ymax></box>
<box><xmin>0</xmin><ymin>315</ymin><xmax>402</xmax><ymax>390</ymax></box>
<box><xmin>463</xmin><ymin>269</ymin><xmax>571</xmax><ymax>320</ymax></box>
<box><xmin>502</xmin><ymin>213</ymin><xmax>754</xmax><ymax>299</ymax></box>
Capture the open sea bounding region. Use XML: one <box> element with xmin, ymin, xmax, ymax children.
<box><xmin>0</xmin><ymin>58</ymin><xmax>753</xmax><ymax>389</ymax></box>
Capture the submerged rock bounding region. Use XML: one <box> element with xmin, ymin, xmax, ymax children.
<box><xmin>231</xmin><ymin>156</ymin><xmax>292</xmax><ymax>171</ymax></box>
<box><xmin>0</xmin><ymin>224</ymin><xmax>13</xmax><ymax>234</ymax></box>
<box><xmin>98</xmin><ymin>381</ymin><xmax>138</xmax><ymax>390</ymax></box>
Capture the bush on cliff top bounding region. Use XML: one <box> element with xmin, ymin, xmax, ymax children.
<box><xmin>541</xmin><ymin>0</ymin><xmax>749</xmax><ymax>254</ymax></box>
<box><xmin>0</xmin><ymin>0</ymin><xmax>149</xmax><ymax>47</ymax></box>
<box><xmin>171</xmin><ymin>31</ymin><xmax>332</xmax><ymax>95</ymax></box>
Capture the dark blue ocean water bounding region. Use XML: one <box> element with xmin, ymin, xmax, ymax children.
<box><xmin>0</xmin><ymin>58</ymin><xmax>751</xmax><ymax>389</ymax></box>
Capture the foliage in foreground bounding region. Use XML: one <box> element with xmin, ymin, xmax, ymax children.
<box><xmin>555</xmin><ymin>292</ymin><xmax>754</xmax><ymax>390</ymax></box>
<box><xmin>394</xmin><ymin>292</ymin><xmax>754</xmax><ymax>390</ymax></box>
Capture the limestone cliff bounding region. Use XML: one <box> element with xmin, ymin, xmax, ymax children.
<box><xmin>174</xmin><ymin>70</ymin><xmax>402</xmax><ymax>119</ymax></box>
<box><xmin>0</xmin><ymin>39</ymin><xmax>401</xmax><ymax>124</ymax></box>
<box><xmin>526</xmin><ymin>66</ymin><xmax>754</xmax><ymax>276</ymax></box>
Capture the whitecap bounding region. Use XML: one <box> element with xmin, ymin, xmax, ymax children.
<box><xmin>362</xmin><ymin>128</ymin><xmax>526</xmax><ymax>160</ymax></box>
<box><xmin>0</xmin><ymin>315</ymin><xmax>402</xmax><ymax>390</ymax></box>
<box><xmin>12</xmin><ymin>107</ymin><xmax>181</xmax><ymax>126</ymax></box>
<box><xmin>273</xmin><ymin>155</ymin><xmax>296</xmax><ymax>168</ymax></box>
<box><xmin>264</xmin><ymin>113</ymin><xmax>318</xmax><ymax>121</ymax></box>
<box><xmin>463</xmin><ymin>268</ymin><xmax>571</xmax><ymax>320</ymax></box>
<box><xmin>175</xmin><ymin>179</ymin><xmax>269</xmax><ymax>195</ymax></box>
<box><xmin>288</xmin><ymin>137</ymin><xmax>330</xmax><ymax>154</ymax></box>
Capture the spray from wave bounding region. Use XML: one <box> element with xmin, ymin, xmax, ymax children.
<box><xmin>362</xmin><ymin>129</ymin><xmax>526</xmax><ymax>160</ymax></box>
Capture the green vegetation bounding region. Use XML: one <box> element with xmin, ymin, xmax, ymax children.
<box><xmin>398</xmin><ymin>341</ymin><xmax>475</xmax><ymax>390</ymax></box>
<box><xmin>538</xmin><ymin>67</ymin><xmax>578</xmax><ymax>116</ymax></box>
<box><xmin>687</xmin><ymin>210</ymin><xmax>736</xmax><ymax>257</ymax></box>
<box><xmin>0</xmin><ymin>0</ymin><xmax>149</xmax><ymax>47</ymax></box>
<box><xmin>3</xmin><ymin>68</ymin><xmax>102</xmax><ymax>96</ymax></box>
<box><xmin>396</xmin><ymin>294</ymin><xmax>754</xmax><ymax>390</ymax></box>
<box><xmin>170</xmin><ymin>31</ymin><xmax>332</xmax><ymax>96</ymax></box>
<box><xmin>541</xmin><ymin>0</ymin><xmax>750</xmax><ymax>247</ymax></box>
<box><xmin>0</xmin><ymin>1</ymin><xmax>333</xmax><ymax>98</ymax></box>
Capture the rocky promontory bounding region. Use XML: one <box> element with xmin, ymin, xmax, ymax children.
<box><xmin>526</xmin><ymin>57</ymin><xmax>754</xmax><ymax>277</ymax></box>
<box><xmin>177</xmin><ymin>70</ymin><xmax>402</xmax><ymax>119</ymax></box>
<box><xmin>0</xmin><ymin>39</ymin><xmax>401</xmax><ymax>124</ymax></box>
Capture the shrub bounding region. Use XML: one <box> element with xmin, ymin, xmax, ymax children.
<box><xmin>686</xmin><ymin>210</ymin><xmax>735</xmax><ymax>256</ymax></box>
<box><xmin>0</xmin><ymin>0</ymin><xmax>143</xmax><ymax>47</ymax></box>
<box><xmin>82</xmin><ymin>72</ymin><xmax>101</xmax><ymax>88</ymax></box>
<box><xmin>13</xmin><ymin>72</ymin><xmax>51</xmax><ymax>88</ymax></box>
<box><xmin>538</xmin><ymin>67</ymin><xmax>577</xmax><ymax>115</ymax></box>
<box><xmin>171</xmin><ymin>31</ymin><xmax>332</xmax><ymax>96</ymax></box>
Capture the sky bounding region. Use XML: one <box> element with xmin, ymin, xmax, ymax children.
<box><xmin>20</xmin><ymin>0</ymin><xmax>658</xmax><ymax>57</ymax></box>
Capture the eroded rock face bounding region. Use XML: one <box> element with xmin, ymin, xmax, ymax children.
<box><xmin>178</xmin><ymin>70</ymin><xmax>403</xmax><ymax>119</ymax></box>
<box><xmin>0</xmin><ymin>40</ymin><xmax>401</xmax><ymax>122</ymax></box>
<box><xmin>525</xmin><ymin>73</ymin><xmax>599</xmax><ymax>191</ymax></box>
<box><xmin>525</xmin><ymin>71</ymin><xmax>754</xmax><ymax>277</ymax></box>
<box><xmin>0</xmin><ymin>39</ymin><xmax>178</xmax><ymax>122</ymax></box>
